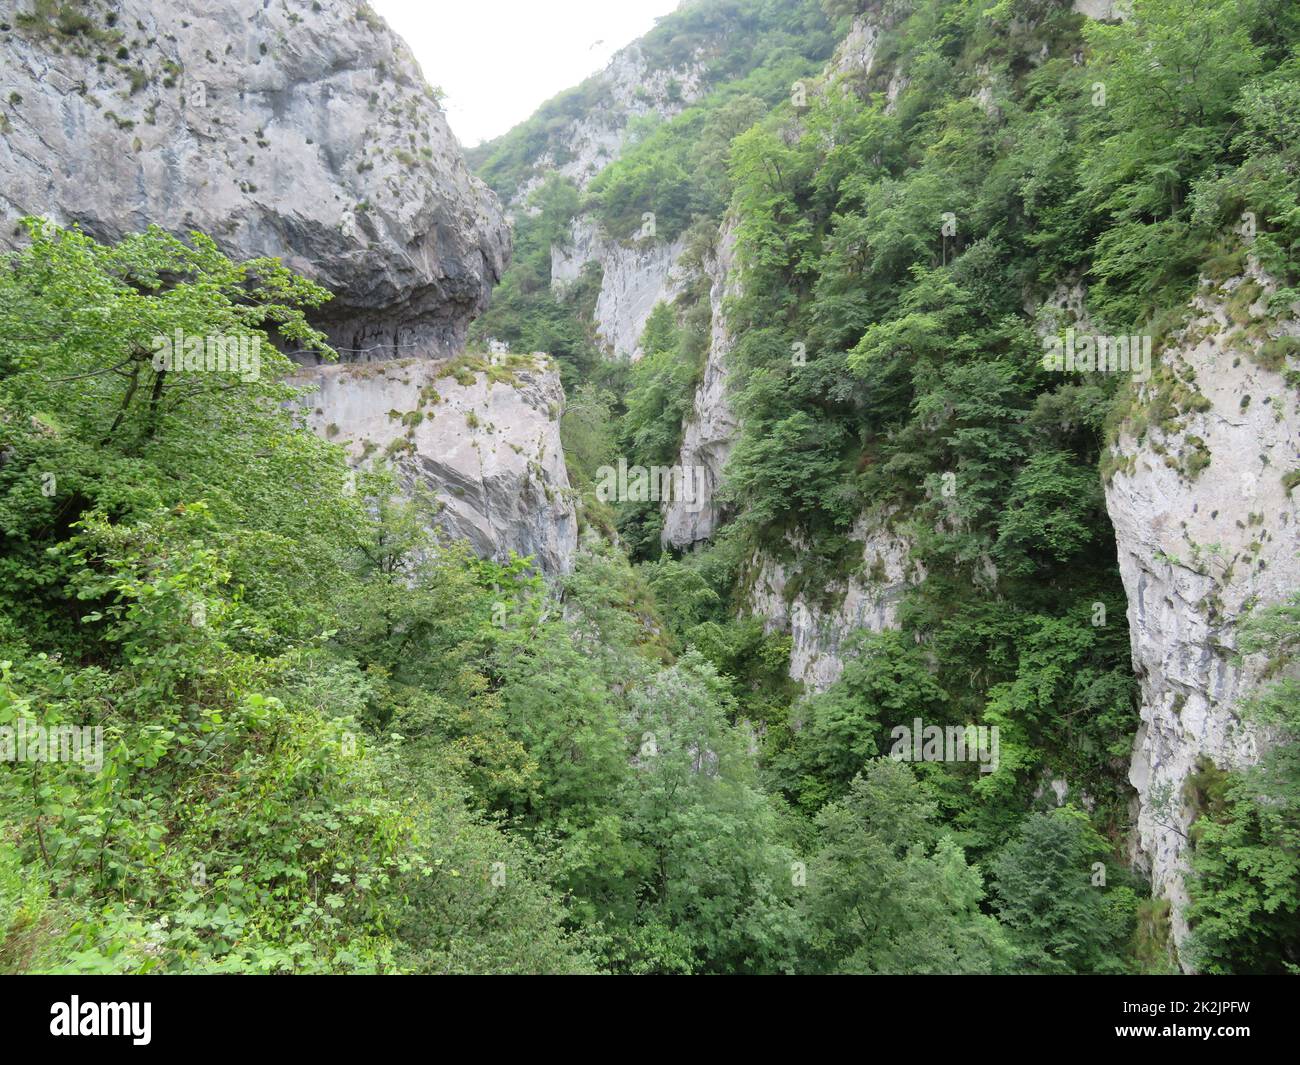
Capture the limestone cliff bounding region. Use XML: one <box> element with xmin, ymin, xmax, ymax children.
<box><xmin>0</xmin><ymin>0</ymin><xmax>509</xmax><ymax>357</ymax></box>
<box><xmin>1105</xmin><ymin>266</ymin><xmax>1300</xmax><ymax>960</ymax></box>
<box><xmin>293</xmin><ymin>353</ymin><xmax>577</xmax><ymax>574</ymax></box>
<box><xmin>550</xmin><ymin>217</ymin><xmax>692</xmax><ymax>361</ymax></box>
<box><xmin>746</xmin><ymin>513</ymin><xmax>920</xmax><ymax>692</ymax></box>
<box><xmin>0</xmin><ymin>0</ymin><xmax>584</xmax><ymax>572</ymax></box>
<box><xmin>661</xmin><ymin>216</ymin><xmax>740</xmax><ymax>549</ymax></box>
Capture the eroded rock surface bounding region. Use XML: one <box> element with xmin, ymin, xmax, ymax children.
<box><xmin>551</xmin><ymin>217</ymin><xmax>691</xmax><ymax>360</ymax></box>
<box><xmin>747</xmin><ymin>513</ymin><xmax>920</xmax><ymax>692</ymax></box>
<box><xmin>662</xmin><ymin>217</ymin><xmax>741</xmax><ymax>548</ymax></box>
<box><xmin>1105</xmin><ymin>268</ymin><xmax>1300</xmax><ymax>960</ymax></box>
<box><xmin>0</xmin><ymin>0</ymin><xmax>509</xmax><ymax>357</ymax></box>
<box><xmin>293</xmin><ymin>354</ymin><xmax>577</xmax><ymax>573</ymax></box>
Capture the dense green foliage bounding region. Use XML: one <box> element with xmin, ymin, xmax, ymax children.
<box><xmin>0</xmin><ymin>224</ymin><xmax>592</xmax><ymax>972</ymax></box>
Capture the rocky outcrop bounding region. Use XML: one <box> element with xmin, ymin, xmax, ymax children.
<box><xmin>504</xmin><ymin>37</ymin><xmax>712</xmax><ymax>362</ymax></box>
<box><xmin>831</xmin><ymin>12</ymin><xmax>883</xmax><ymax>77</ymax></box>
<box><xmin>1105</xmin><ymin>267</ymin><xmax>1300</xmax><ymax>962</ymax></box>
<box><xmin>0</xmin><ymin>0</ymin><xmax>509</xmax><ymax>358</ymax></box>
<box><xmin>0</xmin><ymin>0</ymin><xmax>565</xmax><ymax>573</ymax></box>
<box><xmin>548</xmin><ymin>216</ymin><xmax>605</xmax><ymax>290</ymax></box>
<box><xmin>504</xmin><ymin>45</ymin><xmax>707</xmax><ymax>206</ymax></box>
<box><xmin>292</xmin><ymin>354</ymin><xmax>577</xmax><ymax>573</ymax></box>
<box><xmin>551</xmin><ymin>217</ymin><xmax>690</xmax><ymax>360</ymax></box>
<box><xmin>662</xmin><ymin>217</ymin><xmax>741</xmax><ymax>548</ymax></box>
<box><xmin>747</xmin><ymin>513</ymin><xmax>920</xmax><ymax>692</ymax></box>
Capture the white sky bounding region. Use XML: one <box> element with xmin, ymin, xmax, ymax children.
<box><xmin>370</xmin><ymin>0</ymin><xmax>682</xmax><ymax>148</ymax></box>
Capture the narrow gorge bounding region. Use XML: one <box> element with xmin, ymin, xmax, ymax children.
<box><xmin>469</xmin><ymin>0</ymin><xmax>1300</xmax><ymax>971</ymax></box>
<box><xmin>1</xmin><ymin>0</ymin><xmax>1296</xmax><ymax>978</ymax></box>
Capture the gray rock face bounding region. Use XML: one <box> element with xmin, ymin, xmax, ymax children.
<box><xmin>1105</xmin><ymin>267</ymin><xmax>1300</xmax><ymax>962</ymax></box>
<box><xmin>0</xmin><ymin>0</ymin><xmax>569</xmax><ymax>572</ymax></box>
<box><xmin>747</xmin><ymin>513</ymin><xmax>920</xmax><ymax>692</ymax></box>
<box><xmin>292</xmin><ymin>354</ymin><xmax>577</xmax><ymax>574</ymax></box>
<box><xmin>548</xmin><ymin>216</ymin><xmax>604</xmax><ymax>290</ymax></box>
<box><xmin>0</xmin><ymin>0</ymin><xmax>509</xmax><ymax>358</ymax></box>
<box><xmin>831</xmin><ymin>12</ymin><xmax>883</xmax><ymax>77</ymax></box>
<box><xmin>551</xmin><ymin>217</ymin><xmax>690</xmax><ymax>361</ymax></box>
<box><xmin>662</xmin><ymin>217</ymin><xmax>740</xmax><ymax>549</ymax></box>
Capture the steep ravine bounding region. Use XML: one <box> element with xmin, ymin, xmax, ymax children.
<box><xmin>483</xmin><ymin>0</ymin><xmax>1297</xmax><ymax>964</ymax></box>
<box><xmin>679</xmin><ymin>242</ymin><xmax>1296</xmax><ymax>964</ymax></box>
<box><xmin>7</xmin><ymin>0</ymin><xmax>1295</xmax><ymax>970</ymax></box>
